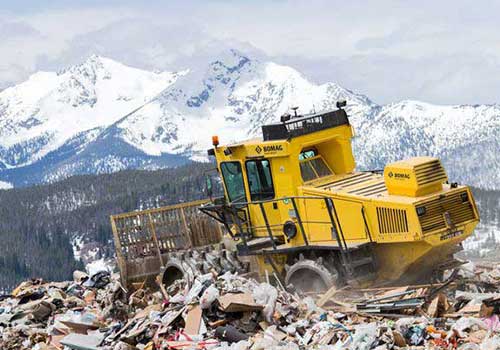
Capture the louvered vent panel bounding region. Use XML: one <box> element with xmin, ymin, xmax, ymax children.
<box><xmin>377</xmin><ymin>207</ymin><xmax>409</xmax><ymax>234</ymax></box>
<box><xmin>418</xmin><ymin>191</ymin><xmax>476</xmax><ymax>234</ymax></box>
<box><xmin>414</xmin><ymin>160</ymin><xmax>447</xmax><ymax>186</ymax></box>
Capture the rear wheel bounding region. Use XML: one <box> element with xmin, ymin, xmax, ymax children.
<box><xmin>285</xmin><ymin>256</ymin><xmax>338</xmax><ymax>293</ymax></box>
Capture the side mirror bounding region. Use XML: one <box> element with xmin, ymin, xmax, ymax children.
<box><xmin>205</xmin><ymin>175</ymin><xmax>213</xmax><ymax>198</ymax></box>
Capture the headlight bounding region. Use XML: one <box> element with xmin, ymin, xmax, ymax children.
<box><xmin>283</xmin><ymin>221</ymin><xmax>297</xmax><ymax>239</ymax></box>
<box><xmin>461</xmin><ymin>192</ymin><xmax>469</xmax><ymax>203</ymax></box>
<box><xmin>416</xmin><ymin>206</ymin><xmax>426</xmax><ymax>216</ymax></box>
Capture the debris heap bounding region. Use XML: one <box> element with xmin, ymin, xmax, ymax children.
<box><xmin>0</xmin><ymin>262</ymin><xmax>499</xmax><ymax>349</ymax></box>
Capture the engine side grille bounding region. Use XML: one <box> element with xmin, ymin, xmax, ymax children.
<box><xmin>377</xmin><ymin>207</ymin><xmax>409</xmax><ymax>234</ymax></box>
<box><xmin>414</xmin><ymin>159</ymin><xmax>447</xmax><ymax>186</ymax></box>
<box><xmin>418</xmin><ymin>191</ymin><xmax>476</xmax><ymax>234</ymax></box>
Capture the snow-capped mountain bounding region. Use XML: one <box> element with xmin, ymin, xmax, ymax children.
<box><xmin>0</xmin><ymin>50</ymin><xmax>498</xmax><ymax>188</ymax></box>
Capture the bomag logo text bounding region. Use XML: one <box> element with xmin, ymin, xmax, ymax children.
<box><xmin>263</xmin><ymin>145</ymin><xmax>283</xmax><ymax>152</ymax></box>
<box><xmin>394</xmin><ymin>173</ymin><xmax>410</xmax><ymax>179</ymax></box>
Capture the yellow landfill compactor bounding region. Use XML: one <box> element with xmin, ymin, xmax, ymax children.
<box><xmin>199</xmin><ymin>101</ymin><xmax>479</xmax><ymax>291</ymax></box>
<box><xmin>111</xmin><ymin>101</ymin><xmax>479</xmax><ymax>292</ymax></box>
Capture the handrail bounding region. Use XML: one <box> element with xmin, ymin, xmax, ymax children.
<box><xmin>211</xmin><ymin>195</ymin><xmax>351</xmax><ymax>252</ymax></box>
<box><xmin>291</xmin><ymin>197</ymin><xmax>309</xmax><ymax>246</ymax></box>
<box><xmin>329</xmin><ymin>198</ymin><xmax>348</xmax><ymax>251</ymax></box>
<box><xmin>227</xmin><ymin>195</ymin><xmax>338</xmax><ymax>206</ymax></box>
<box><xmin>228</xmin><ymin>205</ymin><xmax>248</xmax><ymax>247</ymax></box>
<box><xmin>361</xmin><ymin>207</ymin><xmax>373</xmax><ymax>243</ymax></box>
<box><xmin>324</xmin><ymin>198</ymin><xmax>346</xmax><ymax>252</ymax></box>
<box><xmin>259</xmin><ymin>202</ymin><xmax>277</xmax><ymax>249</ymax></box>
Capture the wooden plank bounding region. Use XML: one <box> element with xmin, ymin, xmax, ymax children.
<box><xmin>184</xmin><ymin>305</ymin><xmax>202</xmax><ymax>336</ymax></box>
<box><xmin>317</xmin><ymin>285</ymin><xmax>340</xmax><ymax>308</ymax></box>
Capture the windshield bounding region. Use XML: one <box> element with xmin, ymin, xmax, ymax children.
<box><xmin>220</xmin><ymin>162</ymin><xmax>246</xmax><ymax>203</ymax></box>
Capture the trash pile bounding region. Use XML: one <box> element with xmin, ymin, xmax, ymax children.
<box><xmin>0</xmin><ymin>261</ymin><xmax>499</xmax><ymax>350</ymax></box>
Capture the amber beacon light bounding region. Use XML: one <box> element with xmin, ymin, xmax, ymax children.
<box><xmin>212</xmin><ymin>135</ymin><xmax>219</xmax><ymax>147</ymax></box>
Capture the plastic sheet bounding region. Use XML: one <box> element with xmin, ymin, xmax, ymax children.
<box><xmin>252</xmin><ymin>283</ymin><xmax>278</xmax><ymax>323</ymax></box>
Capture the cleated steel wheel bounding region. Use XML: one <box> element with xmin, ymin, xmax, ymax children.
<box><xmin>160</xmin><ymin>247</ymin><xmax>249</xmax><ymax>289</ymax></box>
<box><xmin>285</xmin><ymin>256</ymin><xmax>338</xmax><ymax>293</ymax></box>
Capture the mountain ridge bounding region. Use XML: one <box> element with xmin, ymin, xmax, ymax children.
<box><xmin>0</xmin><ymin>51</ymin><xmax>498</xmax><ymax>188</ymax></box>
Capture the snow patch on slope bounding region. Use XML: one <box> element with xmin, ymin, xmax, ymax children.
<box><xmin>0</xmin><ymin>180</ymin><xmax>13</xmax><ymax>189</ymax></box>
<box><xmin>0</xmin><ymin>55</ymin><xmax>180</xmax><ymax>168</ymax></box>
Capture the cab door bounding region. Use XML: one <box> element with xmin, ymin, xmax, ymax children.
<box><xmin>244</xmin><ymin>159</ymin><xmax>283</xmax><ymax>239</ymax></box>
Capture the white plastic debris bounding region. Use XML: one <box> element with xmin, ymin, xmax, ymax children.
<box><xmin>253</xmin><ymin>283</ymin><xmax>278</xmax><ymax>323</ymax></box>
<box><xmin>349</xmin><ymin>322</ymin><xmax>378</xmax><ymax>350</ymax></box>
<box><xmin>200</xmin><ymin>284</ymin><xmax>219</xmax><ymax>309</ymax></box>
<box><xmin>480</xmin><ymin>335</ymin><xmax>500</xmax><ymax>350</ymax></box>
<box><xmin>452</xmin><ymin>317</ymin><xmax>488</xmax><ymax>338</ymax></box>
<box><xmin>303</xmin><ymin>296</ymin><xmax>320</xmax><ymax>313</ymax></box>
<box><xmin>459</xmin><ymin>261</ymin><xmax>476</xmax><ymax>279</ymax></box>
<box><xmin>185</xmin><ymin>279</ymin><xmax>204</xmax><ymax>304</ymax></box>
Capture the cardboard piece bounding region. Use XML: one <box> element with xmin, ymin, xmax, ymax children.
<box><xmin>218</xmin><ymin>293</ymin><xmax>264</xmax><ymax>313</ymax></box>
<box><xmin>184</xmin><ymin>304</ymin><xmax>203</xmax><ymax>336</ymax></box>
<box><xmin>480</xmin><ymin>295</ymin><xmax>500</xmax><ymax>318</ymax></box>
<box><xmin>50</xmin><ymin>334</ymin><xmax>67</xmax><ymax>349</ymax></box>
<box><xmin>457</xmin><ymin>302</ymin><xmax>481</xmax><ymax>316</ymax></box>
<box><xmin>60</xmin><ymin>333</ymin><xmax>104</xmax><ymax>350</ymax></box>
<box><xmin>60</xmin><ymin>320</ymin><xmax>100</xmax><ymax>334</ymax></box>
<box><xmin>393</xmin><ymin>330</ymin><xmax>406</xmax><ymax>347</ymax></box>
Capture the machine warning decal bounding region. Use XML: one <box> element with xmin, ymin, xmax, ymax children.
<box><xmin>440</xmin><ymin>230</ymin><xmax>463</xmax><ymax>241</ymax></box>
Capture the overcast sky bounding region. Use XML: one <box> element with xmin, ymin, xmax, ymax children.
<box><xmin>1</xmin><ymin>0</ymin><xmax>499</xmax><ymax>105</ymax></box>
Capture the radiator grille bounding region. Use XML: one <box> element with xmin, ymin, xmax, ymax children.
<box><xmin>414</xmin><ymin>159</ymin><xmax>447</xmax><ymax>186</ymax></box>
<box><xmin>377</xmin><ymin>207</ymin><xmax>409</xmax><ymax>234</ymax></box>
<box><xmin>418</xmin><ymin>191</ymin><xmax>476</xmax><ymax>234</ymax></box>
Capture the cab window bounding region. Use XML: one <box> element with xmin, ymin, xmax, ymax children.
<box><xmin>220</xmin><ymin>162</ymin><xmax>246</xmax><ymax>203</ymax></box>
<box><xmin>245</xmin><ymin>159</ymin><xmax>275</xmax><ymax>201</ymax></box>
<box><xmin>299</xmin><ymin>149</ymin><xmax>333</xmax><ymax>182</ymax></box>
<box><xmin>299</xmin><ymin>149</ymin><xmax>317</xmax><ymax>160</ymax></box>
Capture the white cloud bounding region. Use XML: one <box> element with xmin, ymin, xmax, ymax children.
<box><xmin>0</xmin><ymin>0</ymin><xmax>499</xmax><ymax>104</ymax></box>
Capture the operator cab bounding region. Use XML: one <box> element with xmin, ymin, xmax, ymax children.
<box><xmin>208</xmin><ymin>103</ymin><xmax>354</xmax><ymax>206</ymax></box>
